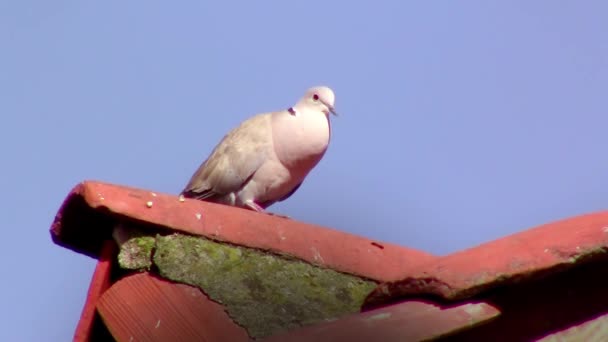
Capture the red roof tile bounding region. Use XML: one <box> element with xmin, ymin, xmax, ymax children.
<box><xmin>263</xmin><ymin>300</ymin><xmax>500</xmax><ymax>342</ymax></box>
<box><xmin>51</xmin><ymin>181</ymin><xmax>608</xmax><ymax>341</ymax></box>
<box><xmin>442</xmin><ymin>254</ymin><xmax>608</xmax><ymax>341</ymax></box>
<box><xmin>538</xmin><ymin>312</ymin><xmax>608</xmax><ymax>341</ymax></box>
<box><xmin>51</xmin><ymin>181</ymin><xmax>436</xmax><ymax>282</ymax></box>
<box><xmin>97</xmin><ymin>272</ymin><xmax>250</xmax><ymax>342</ymax></box>
<box><xmin>364</xmin><ymin>211</ymin><xmax>608</xmax><ymax>309</ymax></box>
<box><xmin>73</xmin><ymin>240</ymin><xmax>116</xmax><ymax>342</ymax></box>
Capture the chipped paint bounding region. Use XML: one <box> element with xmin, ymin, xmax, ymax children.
<box><xmin>195</xmin><ymin>213</ymin><xmax>202</xmax><ymax>220</ymax></box>
<box><xmin>146</xmin><ymin>201</ymin><xmax>153</xmax><ymax>208</ymax></box>
<box><xmin>367</xmin><ymin>312</ymin><xmax>391</xmax><ymax>321</ymax></box>
<box><xmin>311</xmin><ymin>247</ymin><xmax>325</xmax><ymax>263</ymax></box>
<box><xmin>278</xmin><ymin>230</ymin><xmax>287</xmax><ymax>241</ymax></box>
<box><xmin>463</xmin><ymin>303</ymin><xmax>485</xmax><ymax>318</ymax></box>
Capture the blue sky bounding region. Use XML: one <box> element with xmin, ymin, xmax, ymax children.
<box><xmin>2</xmin><ymin>1</ymin><xmax>608</xmax><ymax>340</ymax></box>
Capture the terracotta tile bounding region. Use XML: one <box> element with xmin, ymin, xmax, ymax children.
<box><xmin>51</xmin><ymin>181</ymin><xmax>436</xmax><ymax>282</ymax></box>
<box><xmin>365</xmin><ymin>211</ymin><xmax>608</xmax><ymax>308</ymax></box>
<box><xmin>52</xmin><ymin>181</ymin><xmax>608</xmax><ymax>341</ymax></box>
<box><xmin>97</xmin><ymin>272</ymin><xmax>250</xmax><ymax>342</ymax></box>
<box><xmin>442</xmin><ymin>255</ymin><xmax>608</xmax><ymax>341</ymax></box>
<box><xmin>538</xmin><ymin>312</ymin><xmax>608</xmax><ymax>341</ymax></box>
<box><xmin>73</xmin><ymin>240</ymin><xmax>116</xmax><ymax>342</ymax></box>
<box><xmin>263</xmin><ymin>300</ymin><xmax>500</xmax><ymax>342</ymax></box>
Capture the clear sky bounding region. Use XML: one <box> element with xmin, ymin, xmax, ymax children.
<box><xmin>2</xmin><ymin>1</ymin><xmax>608</xmax><ymax>340</ymax></box>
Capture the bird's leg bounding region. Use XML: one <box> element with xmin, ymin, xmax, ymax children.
<box><xmin>244</xmin><ymin>200</ymin><xmax>266</xmax><ymax>213</ymax></box>
<box><xmin>244</xmin><ymin>200</ymin><xmax>291</xmax><ymax>219</ymax></box>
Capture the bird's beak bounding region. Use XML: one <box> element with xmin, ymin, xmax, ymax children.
<box><xmin>329</xmin><ymin>106</ymin><xmax>338</xmax><ymax>116</ymax></box>
<box><xmin>322</xmin><ymin>100</ymin><xmax>338</xmax><ymax>116</ymax></box>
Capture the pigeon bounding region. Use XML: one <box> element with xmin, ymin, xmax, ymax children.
<box><xmin>181</xmin><ymin>86</ymin><xmax>337</xmax><ymax>213</ymax></box>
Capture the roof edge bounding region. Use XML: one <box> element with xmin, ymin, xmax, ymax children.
<box><xmin>50</xmin><ymin>180</ymin><xmax>436</xmax><ymax>282</ymax></box>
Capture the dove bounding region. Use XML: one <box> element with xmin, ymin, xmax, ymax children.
<box><xmin>181</xmin><ymin>86</ymin><xmax>337</xmax><ymax>213</ymax></box>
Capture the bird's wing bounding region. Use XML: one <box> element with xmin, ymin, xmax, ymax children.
<box><xmin>257</xmin><ymin>182</ymin><xmax>302</xmax><ymax>209</ymax></box>
<box><xmin>181</xmin><ymin>113</ymin><xmax>274</xmax><ymax>199</ymax></box>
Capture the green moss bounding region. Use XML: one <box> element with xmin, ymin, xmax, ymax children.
<box><xmin>117</xmin><ymin>235</ymin><xmax>155</xmax><ymax>270</ymax></box>
<box><xmin>153</xmin><ymin>234</ymin><xmax>377</xmax><ymax>339</ymax></box>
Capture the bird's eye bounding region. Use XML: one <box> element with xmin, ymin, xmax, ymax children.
<box><xmin>312</xmin><ymin>94</ymin><xmax>319</xmax><ymax>101</ymax></box>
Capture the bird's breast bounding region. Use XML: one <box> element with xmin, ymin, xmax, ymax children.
<box><xmin>271</xmin><ymin>111</ymin><xmax>331</xmax><ymax>173</ymax></box>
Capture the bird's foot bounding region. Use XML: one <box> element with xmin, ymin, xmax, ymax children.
<box><xmin>244</xmin><ymin>201</ymin><xmax>291</xmax><ymax>219</ymax></box>
<box><xmin>245</xmin><ymin>201</ymin><xmax>266</xmax><ymax>212</ymax></box>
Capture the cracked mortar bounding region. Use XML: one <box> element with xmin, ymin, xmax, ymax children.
<box><xmin>117</xmin><ymin>232</ymin><xmax>377</xmax><ymax>339</ymax></box>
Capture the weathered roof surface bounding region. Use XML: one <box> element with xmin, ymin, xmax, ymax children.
<box><xmin>538</xmin><ymin>312</ymin><xmax>608</xmax><ymax>341</ymax></box>
<box><xmin>51</xmin><ymin>181</ymin><xmax>436</xmax><ymax>282</ymax></box>
<box><xmin>258</xmin><ymin>210</ymin><xmax>608</xmax><ymax>341</ymax></box>
<box><xmin>51</xmin><ymin>181</ymin><xmax>608</xmax><ymax>341</ymax></box>
<box><xmin>364</xmin><ymin>211</ymin><xmax>608</xmax><ymax>308</ymax></box>
<box><xmin>73</xmin><ymin>240</ymin><xmax>116</xmax><ymax>342</ymax></box>
<box><xmin>263</xmin><ymin>300</ymin><xmax>500</xmax><ymax>342</ymax></box>
<box><xmin>97</xmin><ymin>272</ymin><xmax>250</xmax><ymax>342</ymax></box>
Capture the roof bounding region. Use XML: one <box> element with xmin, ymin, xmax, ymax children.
<box><xmin>51</xmin><ymin>181</ymin><xmax>435</xmax><ymax>281</ymax></box>
<box><xmin>51</xmin><ymin>181</ymin><xmax>608</xmax><ymax>341</ymax></box>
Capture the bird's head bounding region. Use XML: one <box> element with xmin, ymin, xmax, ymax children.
<box><xmin>293</xmin><ymin>86</ymin><xmax>337</xmax><ymax>117</ymax></box>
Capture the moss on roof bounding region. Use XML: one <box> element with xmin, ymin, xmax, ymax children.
<box><xmin>118</xmin><ymin>232</ymin><xmax>377</xmax><ymax>339</ymax></box>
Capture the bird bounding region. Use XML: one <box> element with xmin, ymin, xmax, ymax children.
<box><xmin>181</xmin><ymin>86</ymin><xmax>337</xmax><ymax>213</ymax></box>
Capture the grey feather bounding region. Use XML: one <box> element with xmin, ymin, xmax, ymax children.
<box><xmin>181</xmin><ymin>113</ymin><xmax>272</xmax><ymax>199</ymax></box>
